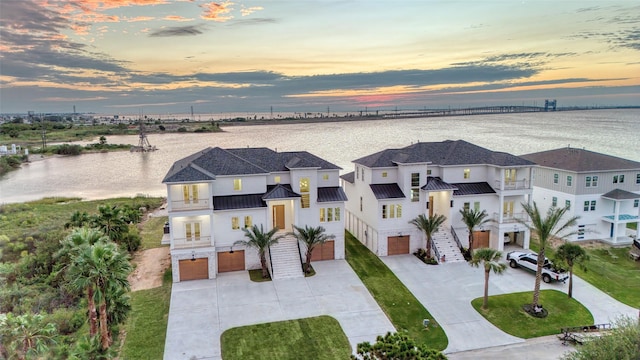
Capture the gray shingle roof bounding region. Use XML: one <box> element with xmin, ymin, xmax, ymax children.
<box><xmin>422</xmin><ymin>177</ymin><xmax>458</xmax><ymax>191</ymax></box>
<box><xmin>370</xmin><ymin>183</ymin><xmax>406</xmax><ymax>199</ymax></box>
<box><xmin>520</xmin><ymin>147</ymin><xmax>640</xmax><ymax>172</ymax></box>
<box><xmin>601</xmin><ymin>189</ymin><xmax>640</xmax><ymax>200</ymax></box>
<box><xmin>340</xmin><ymin>171</ymin><xmax>355</xmax><ymax>184</ymax></box>
<box><xmin>317</xmin><ymin>187</ymin><xmax>348</xmax><ymax>202</ymax></box>
<box><xmin>353</xmin><ymin>140</ymin><xmax>534</xmax><ymax>168</ymax></box>
<box><xmin>213</xmin><ymin>194</ymin><xmax>266</xmax><ymax>210</ymax></box>
<box><xmin>163</xmin><ymin>147</ymin><xmax>341</xmax><ymax>183</ymax></box>
<box><xmin>452</xmin><ymin>182</ymin><xmax>496</xmax><ymax>196</ymax></box>
<box><xmin>262</xmin><ymin>184</ymin><xmax>300</xmax><ymax>200</ymax></box>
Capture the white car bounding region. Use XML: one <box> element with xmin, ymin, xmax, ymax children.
<box><xmin>506</xmin><ymin>251</ymin><xmax>568</xmax><ymax>283</ymax></box>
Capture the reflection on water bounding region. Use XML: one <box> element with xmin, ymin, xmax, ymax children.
<box><xmin>1</xmin><ymin>109</ymin><xmax>638</xmax><ymax>204</ymax></box>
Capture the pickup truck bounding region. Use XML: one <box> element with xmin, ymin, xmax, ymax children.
<box><xmin>506</xmin><ymin>251</ymin><xmax>568</xmax><ymax>283</ymax></box>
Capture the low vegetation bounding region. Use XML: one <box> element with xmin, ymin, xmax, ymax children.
<box><xmin>221</xmin><ymin>316</ymin><xmax>351</xmax><ymax>360</ymax></box>
<box><xmin>471</xmin><ymin>290</ymin><xmax>593</xmax><ymax>338</ymax></box>
<box><xmin>140</xmin><ymin>215</ymin><xmax>168</xmax><ymax>250</ymax></box>
<box><xmin>352</xmin><ymin>332</ymin><xmax>447</xmax><ymax>360</ymax></box>
<box><xmin>561</xmin><ymin>316</ymin><xmax>640</xmax><ymax>360</ymax></box>
<box><xmin>345</xmin><ymin>231</ymin><xmax>448</xmax><ymax>351</ymax></box>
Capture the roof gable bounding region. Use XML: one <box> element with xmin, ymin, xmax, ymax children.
<box><xmin>520</xmin><ymin>147</ymin><xmax>640</xmax><ymax>172</ymax></box>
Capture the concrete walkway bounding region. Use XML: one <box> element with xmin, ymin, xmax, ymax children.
<box><xmin>163</xmin><ymin>260</ymin><xmax>394</xmax><ymax>360</ymax></box>
<box><xmin>382</xmin><ymin>254</ymin><xmax>638</xmax><ymax>355</ymax></box>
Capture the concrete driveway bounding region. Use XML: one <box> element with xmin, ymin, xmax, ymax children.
<box><xmin>163</xmin><ymin>260</ymin><xmax>394</xmax><ymax>360</ymax></box>
<box><xmin>382</xmin><ymin>254</ymin><xmax>638</xmax><ymax>355</ymax></box>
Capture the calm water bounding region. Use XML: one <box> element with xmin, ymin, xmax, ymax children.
<box><xmin>1</xmin><ymin>109</ymin><xmax>638</xmax><ymax>204</ymax></box>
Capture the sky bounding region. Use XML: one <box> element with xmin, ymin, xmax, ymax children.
<box><xmin>0</xmin><ymin>0</ymin><xmax>639</xmax><ymax>116</ymax></box>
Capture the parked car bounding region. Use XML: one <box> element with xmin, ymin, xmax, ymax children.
<box><xmin>506</xmin><ymin>251</ymin><xmax>568</xmax><ymax>283</ymax></box>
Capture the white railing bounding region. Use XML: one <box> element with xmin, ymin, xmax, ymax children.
<box><xmin>492</xmin><ymin>212</ymin><xmax>528</xmax><ymax>223</ymax></box>
<box><xmin>170</xmin><ymin>198</ymin><xmax>210</xmax><ymax>211</ymax></box>
<box><xmin>173</xmin><ymin>236</ymin><xmax>212</xmax><ymax>249</ymax></box>
<box><xmin>493</xmin><ymin>179</ymin><xmax>529</xmax><ymax>191</ymax></box>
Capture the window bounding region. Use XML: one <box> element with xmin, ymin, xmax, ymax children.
<box><xmin>637</xmin><ymin>174</ymin><xmax>640</xmax><ymax>184</ymax></box>
<box><xmin>335</xmin><ymin>207</ymin><xmax>341</xmax><ymax>221</ymax></box>
<box><xmin>552</xmin><ymin>197</ymin><xmax>558</xmax><ymax>207</ymax></box>
<box><xmin>590</xmin><ymin>200</ymin><xmax>596</xmax><ymax>211</ymax></box>
<box><xmin>323</xmin><ymin>174</ymin><xmax>329</xmax><ymax>181</ymax></box>
<box><xmin>592</xmin><ymin>176</ymin><xmax>598</xmax><ymax>186</ymax></box>
<box><xmin>382</xmin><ymin>205</ymin><xmax>387</xmax><ymax>219</ymax></box>
<box><xmin>634</xmin><ymin>199</ymin><xmax>639</xmax><ymax>208</ymax></box>
<box><xmin>474</xmin><ymin>202</ymin><xmax>480</xmax><ymax>211</ymax></box>
<box><xmin>583</xmin><ymin>200</ymin><xmax>597</xmax><ymax>211</ymax></box>
<box><xmin>389</xmin><ymin>205</ymin><xmax>396</xmax><ymax>218</ymax></box>
<box><xmin>427</xmin><ymin>169</ymin><xmax>432</xmax><ymax>175</ymax></box>
<box><xmin>463</xmin><ymin>202</ymin><xmax>470</xmax><ymax>211</ymax></box>
<box><xmin>553</xmin><ymin>174</ymin><xmax>559</xmax><ymax>184</ymax></box>
<box><xmin>505</xmin><ymin>169</ymin><xmax>516</xmax><ymax>184</ymax></box>
<box><xmin>274</xmin><ymin>176</ymin><xmax>281</xmax><ymax>183</ymax></box>
<box><xmin>327</xmin><ymin>208</ymin><xmax>333</xmax><ymax>222</ymax></box>
<box><xmin>411</xmin><ymin>173</ymin><xmax>420</xmax><ymax>202</ymax></box>
<box><xmin>382</xmin><ymin>204</ymin><xmax>401</xmax><ymax>219</ymax></box>
<box><xmin>396</xmin><ymin>205</ymin><xmax>401</xmax><ymax>218</ymax></box>
<box><xmin>320</xmin><ymin>208</ymin><xmax>325</xmax><ymax>222</ymax></box>
<box><xmin>361</xmin><ymin>168</ymin><xmax>365</xmax><ymax>181</ymax></box>
<box><xmin>464</xmin><ymin>168</ymin><xmax>470</xmax><ymax>179</ymax></box>
<box><xmin>182</xmin><ymin>185</ymin><xmax>199</xmax><ymax>204</ymax></box>
<box><xmin>566</xmin><ymin>176</ymin><xmax>572</xmax><ymax>186</ymax></box>
<box><xmin>300</xmin><ymin>194</ymin><xmax>310</xmax><ymax>208</ymax></box>
<box><xmin>185</xmin><ymin>223</ymin><xmax>201</xmax><ymax>241</ymax></box>
<box><xmin>613</xmin><ymin>174</ymin><xmax>624</xmax><ymax>183</ymax></box>
<box><xmin>356</xmin><ymin>167</ymin><xmax>359</xmax><ymax>180</ymax></box>
<box><xmin>320</xmin><ymin>207</ymin><xmax>341</xmax><ymax>222</ymax></box>
<box><xmin>233</xmin><ymin>178</ymin><xmax>242</xmax><ymax>191</ymax></box>
<box><xmin>300</xmin><ymin>177</ymin><xmax>310</xmax><ymax>208</ymax></box>
<box><xmin>585</xmin><ymin>176</ymin><xmax>591</xmax><ymax>187</ymax></box>
<box><xmin>360</xmin><ymin>197</ymin><xmax>363</xmax><ymax>212</ymax></box>
<box><xmin>244</xmin><ymin>216</ymin><xmax>252</xmax><ymax>228</ymax></box>
<box><xmin>503</xmin><ymin>201</ymin><xmax>514</xmax><ymax>216</ymax></box>
<box><xmin>382</xmin><ymin>171</ymin><xmax>387</xmax><ymax>178</ymax></box>
<box><xmin>565</xmin><ymin>200</ymin><xmax>571</xmax><ymax>209</ymax></box>
<box><xmin>583</xmin><ymin>201</ymin><xmax>589</xmax><ymax>211</ymax></box>
<box><xmin>231</xmin><ymin>217</ymin><xmax>239</xmax><ymax>230</ymax></box>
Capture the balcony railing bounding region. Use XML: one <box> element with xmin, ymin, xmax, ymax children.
<box><xmin>171</xmin><ymin>198</ymin><xmax>210</xmax><ymax>211</ymax></box>
<box><xmin>492</xmin><ymin>212</ymin><xmax>528</xmax><ymax>223</ymax></box>
<box><xmin>493</xmin><ymin>179</ymin><xmax>529</xmax><ymax>191</ymax></box>
<box><xmin>173</xmin><ymin>236</ymin><xmax>212</xmax><ymax>249</ymax></box>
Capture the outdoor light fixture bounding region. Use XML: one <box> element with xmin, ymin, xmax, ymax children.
<box><xmin>191</xmin><ymin>251</ymin><xmax>196</xmax><ymax>261</ymax></box>
<box><xmin>229</xmin><ymin>246</ymin><xmax>234</xmax><ymax>254</ymax></box>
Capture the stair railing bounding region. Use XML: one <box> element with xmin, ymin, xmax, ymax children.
<box><xmin>296</xmin><ymin>238</ymin><xmax>305</xmax><ymax>274</ymax></box>
<box><xmin>431</xmin><ymin>237</ymin><xmax>441</xmax><ymax>264</ymax></box>
<box><xmin>266</xmin><ymin>245</ymin><xmax>274</xmax><ymax>279</ymax></box>
<box><xmin>451</xmin><ymin>226</ymin><xmax>463</xmax><ymax>249</ymax></box>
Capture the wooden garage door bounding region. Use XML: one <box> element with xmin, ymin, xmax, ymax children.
<box><xmin>387</xmin><ymin>236</ymin><xmax>410</xmax><ymax>255</ymax></box>
<box><xmin>179</xmin><ymin>258</ymin><xmax>209</xmax><ymax>281</ymax></box>
<box><xmin>310</xmin><ymin>241</ymin><xmax>335</xmax><ymax>261</ymax></box>
<box><xmin>473</xmin><ymin>231</ymin><xmax>490</xmax><ymax>248</ymax></box>
<box><xmin>217</xmin><ymin>250</ymin><xmax>245</xmax><ymax>273</ymax></box>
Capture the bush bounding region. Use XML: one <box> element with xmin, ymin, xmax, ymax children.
<box><xmin>54</xmin><ymin>144</ymin><xmax>83</xmax><ymax>155</ymax></box>
<box><xmin>121</xmin><ymin>226</ymin><xmax>141</xmax><ymax>252</ymax></box>
<box><xmin>413</xmin><ymin>248</ymin><xmax>438</xmax><ymax>265</ymax></box>
<box><xmin>177</xmin><ymin>127</ymin><xmax>187</xmax><ymax>132</ymax></box>
<box><xmin>47</xmin><ymin>307</ymin><xmax>85</xmax><ymax>335</ymax></box>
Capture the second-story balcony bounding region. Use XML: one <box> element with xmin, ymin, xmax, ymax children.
<box><xmin>493</xmin><ymin>179</ymin><xmax>530</xmax><ymax>191</ymax></box>
<box><xmin>492</xmin><ymin>211</ymin><xmax>528</xmax><ymax>224</ymax></box>
<box><xmin>172</xmin><ymin>236</ymin><xmax>212</xmax><ymax>249</ymax></box>
<box><xmin>171</xmin><ymin>198</ymin><xmax>210</xmax><ymax>211</ymax></box>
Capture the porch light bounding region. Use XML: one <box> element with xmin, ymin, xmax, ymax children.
<box><xmin>191</xmin><ymin>251</ymin><xmax>196</xmax><ymax>261</ymax></box>
<box><xmin>229</xmin><ymin>246</ymin><xmax>234</xmax><ymax>254</ymax></box>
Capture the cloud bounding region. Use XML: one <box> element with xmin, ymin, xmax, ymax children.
<box><xmin>127</xmin><ymin>16</ymin><xmax>156</xmax><ymax>22</ymax></box>
<box><xmin>164</xmin><ymin>15</ymin><xmax>194</xmax><ymax>22</ymax></box>
<box><xmin>200</xmin><ymin>1</ymin><xmax>234</xmax><ymax>22</ymax></box>
<box><xmin>149</xmin><ymin>25</ymin><xmax>204</xmax><ymax>37</ymax></box>
<box><xmin>229</xmin><ymin>18</ymin><xmax>276</xmax><ymax>26</ymax></box>
<box><xmin>241</xmin><ymin>6</ymin><xmax>263</xmax><ymax>16</ymax></box>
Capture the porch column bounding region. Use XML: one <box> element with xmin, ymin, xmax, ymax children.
<box><xmin>612</xmin><ymin>200</ymin><xmax>620</xmax><ymax>242</ymax></box>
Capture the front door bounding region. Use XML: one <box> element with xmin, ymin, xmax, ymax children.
<box><xmin>273</xmin><ymin>205</ymin><xmax>285</xmax><ymax>230</ymax></box>
<box><xmin>429</xmin><ymin>196</ymin><xmax>434</xmax><ymax>217</ymax></box>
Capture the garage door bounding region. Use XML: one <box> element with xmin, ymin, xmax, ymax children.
<box><xmin>473</xmin><ymin>231</ymin><xmax>490</xmax><ymax>248</ymax></box>
<box><xmin>179</xmin><ymin>258</ymin><xmax>209</xmax><ymax>281</ymax></box>
<box><xmin>310</xmin><ymin>241</ymin><xmax>335</xmax><ymax>261</ymax></box>
<box><xmin>387</xmin><ymin>236</ymin><xmax>410</xmax><ymax>255</ymax></box>
<box><xmin>218</xmin><ymin>250</ymin><xmax>245</xmax><ymax>273</ymax></box>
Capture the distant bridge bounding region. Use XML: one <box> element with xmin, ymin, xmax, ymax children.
<box><xmin>382</xmin><ymin>105</ymin><xmax>545</xmax><ymax>119</ymax></box>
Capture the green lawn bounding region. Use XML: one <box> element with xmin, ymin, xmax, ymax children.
<box><xmin>345</xmin><ymin>231</ymin><xmax>448</xmax><ymax>351</ymax></box>
<box><xmin>221</xmin><ymin>316</ymin><xmax>351</xmax><ymax>360</ymax></box>
<box><xmin>471</xmin><ymin>290</ymin><xmax>593</xmax><ymax>338</ymax></box>
<box><xmin>121</xmin><ymin>272</ymin><xmax>172</xmax><ymax>359</ymax></box>
<box><xmin>140</xmin><ymin>215</ymin><xmax>168</xmax><ymax>249</ymax></box>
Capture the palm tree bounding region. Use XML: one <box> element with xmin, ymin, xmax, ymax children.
<box><xmin>289</xmin><ymin>225</ymin><xmax>335</xmax><ymax>273</ymax></box>
<box><xmin>469</xmin><ymin>248</ymin><xmax>507</xmax><ymax>309</ymax></box>
<box><xmin>0</xmin><ymin>312</ymin><xmax>57</xmax><ymax>360</ymax></box>
<box><xmin>234</xmin><ymin>225</ymin><xmax>284</xmax><ymax>278</ymax></box>
<box><xmin>520</xmin><ymin>202</ymin><xmax>579</xmax><ymax>308</ymax></box>
<box><xmin>459</xmin><ymin>208</ymin><xmax>491</xmax><ymax>253</ymax></box>
<box><xmin>409</xmin><ymin>214</ymin><xmax>447</xmax><ymax>259</ymax></box>
<box><xmin>91</xmin><ymin>205</ymin><xmax>128</xmax><ymax>242</ymax></box>
<box><xmin>65</xmin><ymin>210</ymin><xmax>90</xmax><ymax>229</ymax></box>
<box><xmin>554</xmin><ymin>242</ymin><xmax>589</xmax><ymax>298</ymax></box>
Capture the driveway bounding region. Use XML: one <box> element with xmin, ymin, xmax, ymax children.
<box><xmin>163</xmin><ymin>260</ymin><xmax>395</xmax><ymax>360</ymax></box>
<box><xmin>382</xmin><ymin>255</ymin><xmax>638</xmax><ymax>355</ymax></box>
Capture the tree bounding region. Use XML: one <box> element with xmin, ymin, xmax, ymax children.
<box><xmin>351</xmin><ymin>332</ymin><xmax>447</xmax><ymax>360</ymax></box>
<box><xmin>91</xmin><ymin>205</ymin><xmax>128</xmax><ymax>243</ymax></box>
<box><xmin>554</xmin><ymin>242</ymin><xmax>588</xmax><ymax>298</ymax></box>
<box><xmin>409</xmin><ymin>214</ymin><xmax>447</xmax><ymax>259</ymax></box>
<box><xmin>459</xmin><ymin>208</ymin><xmax>490</xmax><ymax>253</ymax></box>
<box><xmin>0</xmin><ymin>312</ymin><xmax>58</xmax><ymax>360</ymax></box>
<box><xmin>98</xmin><ymin>136</ymin><xmax>107</xmax><ymax>145</ymax></box>
<box><xmin>65</xmin><ymin>211</ymin><xmax>91</xmax><ymax>229</ymax></box>
<box><xmin>234</xmin><ymin>225</ymin><xmax>284</xmax><ymax>278</ymax></box>
<box><xmin>520</xmin><ymin>202</ymin><xmax>579</xmax><ymax>309</ymax></box>
<box><xmin>288</xmin><ymin>225</ymin><xmax>335</xmax><ymax>273</ymax></box>
<box><xmin>469</xmin><ymin>248</ymin><xmax>507</xmax><ymax>309</ymax></box>
<box><xmin>562</xmin><ymin>316</ymin><xmax>639</xmax><ymax>360</ymax></box>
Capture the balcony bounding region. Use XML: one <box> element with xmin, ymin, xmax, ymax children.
<box><xmin>493</xmin><ymin>179</ymin><xmax>530</xmax><ymax>191</ymax></box>
<box><xmin>171</xmin><ymin>198</ymin><xmax>210</xmax><ymax>211</ymax></box>
<box><xmin>492</xmin><ymin>211</ymin><xmax>528</xmax><ymax>224</ymax></box>
<box><xmin>172</xmin><ymin>236</ymin><xmax>212</xmax><ymax>249</ymax></box>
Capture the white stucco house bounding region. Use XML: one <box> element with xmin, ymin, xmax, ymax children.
<box><xmin>521</xmin><ymin>147</ymin><xmax>640</xmax><ymax>244</ymax></box>
<box><xmin>162</xmin><ymin>147</ymin><xmax>347</xmax><ymax>282</ymax></box>
<box><xmin>341</xmin><ymin>140</ymin><xmax>536</xmax><ymax>259</ymax></box>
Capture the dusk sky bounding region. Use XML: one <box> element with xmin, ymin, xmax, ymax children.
<box><xmin>1</xmin><ymin>0</ymin><xmax>639</xmax><ymax>116</ymax></box>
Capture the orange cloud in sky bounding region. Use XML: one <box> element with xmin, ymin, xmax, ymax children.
<box><xmin>241</xmin><ymin>6</ymin><xmax>263</xmax><ymax>16</ymax></box>
<box><xmin>200</xmin><ymin>1</ymin><xmax>234</xmax><ymax>22</ymax></box>
<box><xmin>127</xmin><ymin>16</ymin><xmax>155</xmax><ymax>22</ymax></box>
<box><xmin>164</xmin><ymin>15</ymin><xmax>194</xmax><ymax>22</ymax></box>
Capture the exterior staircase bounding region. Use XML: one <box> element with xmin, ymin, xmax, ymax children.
<box><xmin>269</xmin><ymin>235</ymin><xmax>304</xmax><ymax>279</ymax></box>
<box><xmin>432</xmin><ymin>228</ymin><xmax>466</xmax><ymax>263</ymax></box>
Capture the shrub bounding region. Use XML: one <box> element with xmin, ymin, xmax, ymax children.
<box><xmin>47</xmin><ymin>307</ymin><xmax>85</xmax><ymax>335</ymax></box>
<box><xmin>177</xmin><ymin>127</ymin><xmax>187</xmax><ymax>132</ymax></box>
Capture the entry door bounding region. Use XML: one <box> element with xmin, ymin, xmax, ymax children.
<box><xmin>273</xmin><ymin>205</ymin><xmax>285</xmax><ymax>230</ymax></box>
<box><xmin>428</xmin><ymin>196</ymin><xmax>434</xmax><ymax>217</ymax></box>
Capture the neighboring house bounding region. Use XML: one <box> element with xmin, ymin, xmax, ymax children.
<box><xmin>162</xmin><ymin>147</ymin><xmax>347</xmax><ymax>282</ymax></box>
<box><xmin>521</xmin><ymin>147</ymin><xmax>640</xmax><ymax>244</ymax></box>
<box><xmin>341</xmin><ymin>140</ymin><xmax>536</xmax><ymax>258</ymax></box>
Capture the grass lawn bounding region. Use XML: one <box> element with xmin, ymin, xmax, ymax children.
<box><xmin>140</xmin><ymin>215</ymin><xmax>168</xmax><ymax>249</ymax></box>
<box><xmin>221</xmin><ymin>316</ymin><xmax>351</xmax><ymax>360</ymax></box>
<box><xmin>345</xmin><ymin>231</ymin><xmax>448</xmax><ymax>351</ymax></box>
<box><xmin>121</xmin><ymin>271</ymin><xmax>172</xmax><ymax>359</ymax></box>
<box><xmin>471</xmin><ymin>290</ymin><xmax>593</xmax><ymax>338</ymax></box>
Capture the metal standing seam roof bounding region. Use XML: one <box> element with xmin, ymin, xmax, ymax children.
<box><xmin>262</xmin><ymin>184</ymin><xmax>300</xmax><ymax>200</ymax></box>
<box><xmin>452</xmin><ymin>182</ymin><xmax>496</xmax><ymax>196</ymax></box>
<box><xmin>422</xmin><ymin>177</ymin><xmax>458</xmax><ymax>191</ymax></box>
<box><xmin>212</xmin><ymin>194</ymin><xmax>266</xmax><ymax>210</ymax></box>
<box><xmin>317</xmin><ymin>187</ymin><xmax>348</xmax><ymax>202</ymax></box>
<box><xmin>370</xmin><ymin>183</ymin><xmax>406</xmax><ymax>200</ymax></box>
